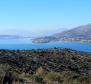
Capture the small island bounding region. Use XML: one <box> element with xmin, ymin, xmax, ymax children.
<box><xmin>32</xmin><ymin>36</ymin><xmax>56</xmax><ymax>43</ymax></box>
<box><xmin>32</xmin><ymin>38</ymin><xmax>50</xmax><ymax>43</ymax></box>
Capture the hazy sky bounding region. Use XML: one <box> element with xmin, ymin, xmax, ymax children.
<box><xmin>0</xmin><ymin>0</ymin><xmax>91</xmax><ymax>36</ymax></box>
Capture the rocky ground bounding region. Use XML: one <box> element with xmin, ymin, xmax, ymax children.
<box><xmin>0</xmin><ymin>48</ymin><xmax>91</xmax><ymax>84</ymax></box>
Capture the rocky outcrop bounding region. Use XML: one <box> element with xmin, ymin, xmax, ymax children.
<box><xmin>0</xmin><ymin>48</ymin><xmax>90</xmax><ymax>75</ymax></box>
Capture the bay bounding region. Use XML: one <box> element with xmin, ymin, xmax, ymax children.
<box><xmin>0</xmin><ymin>39</ymin><xmax>91</xmax><ymax>52</ymax></box>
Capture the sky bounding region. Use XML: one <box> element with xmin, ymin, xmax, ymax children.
<box><xmin>0</xmin><ymin>0</ymin><xmax>91</xmax><ymax>37</ymax></box>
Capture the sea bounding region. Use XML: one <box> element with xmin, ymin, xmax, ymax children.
<box><xmin>0</xmin><ymin>38</ymin><xmax>91</xmax><ymax>52</ymax></box>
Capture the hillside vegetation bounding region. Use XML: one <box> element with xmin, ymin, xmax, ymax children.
<box><xmin>0</xmin><ymin>48</ymin><xmax>90</xmax><ymax>84</ymax></box>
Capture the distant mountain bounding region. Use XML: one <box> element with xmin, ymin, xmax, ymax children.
<box><xmin>33</xmin><ymin>23</ymin><xmax>91</xmax><ymax>43</ymax></box>
<box><xmin>0</xmin><ymin>35</ymin><xmax>24</xmax><ymax>39</ymax></box>
<box><xmin>54</xmin><ymin>23</ymin><xmax>91</xmax><ymax>40</ymax></box>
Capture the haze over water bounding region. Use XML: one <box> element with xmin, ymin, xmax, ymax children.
<box><xmin>0</xmin><ymin>0</ymin><xmax>91</xmax><ymax>52</ymax></box>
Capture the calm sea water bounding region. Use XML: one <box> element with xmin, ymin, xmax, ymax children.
<box><xmin>0</xmin><ymin>39</ymin><xmax>91</xmax><ymax>52</ymax></box>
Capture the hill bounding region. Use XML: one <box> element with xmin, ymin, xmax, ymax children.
<box><xmin>54</xmin><ymin>23</ymin><xmax>91</xmax><ymax>40</ymax></box>
<box><xmin>33</xmin><ymin>23</ymin><xmax>91</xmax><ymax>43</ymax></box>
<box><xmin>0</xmin><ymin>48</ymin><xmax>91</xmax><ymax>84</ymax></box>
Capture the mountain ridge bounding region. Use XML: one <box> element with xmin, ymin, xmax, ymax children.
<box><xmin>33</xmin><ymin>23</ymin><xmax>91</xmax><ymax>43</ymax></box>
